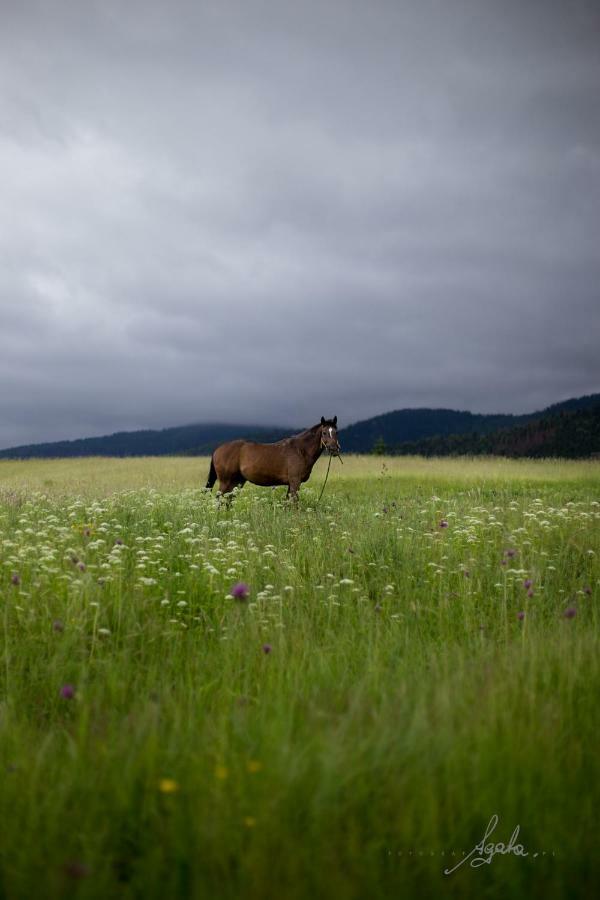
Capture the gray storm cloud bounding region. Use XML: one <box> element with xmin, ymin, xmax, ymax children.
<box><xmin>1</xmin><ymin>0</ymin><xmax>599</xmax><ymax>448</ymax></box>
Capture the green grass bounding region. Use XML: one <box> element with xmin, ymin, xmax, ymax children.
<box><xmin>0</xmin><ymin>455</ymin><xmax>599</xmax><ymax>899</ymax></box>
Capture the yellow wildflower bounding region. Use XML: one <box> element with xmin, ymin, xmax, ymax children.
<box><xmin>158</xmin><ymin>778</ymin><xmax>179</xmax><ymax>794</ymax></box>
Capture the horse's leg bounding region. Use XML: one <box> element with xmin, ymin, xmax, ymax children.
<box><xmin>287</xmin><ymin>478</ymin><xmax>301</xmax><ymax>503</ymax></box>
<box><xmin>218</xmin><ymin>477</ymin><xmax>245</xmax><ymax>505</ymax></box>
<box><xmin>218</xmin><ymin>480</ymin><xmax>235</xmax><ymax>500</ymax></box>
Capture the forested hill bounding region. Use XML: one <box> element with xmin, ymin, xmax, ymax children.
<box><xmin>0</xmin><ymin>393</ymin><xmax>598</xmax><ymax>458</ymax></box>
<box><xmin>0</xmin><ymin>424</ymin><xmax>294</xmax><ymax>460</ymax></box>
<box><xmin>339</xmin><ymin>408</ymin><xmax>520</xmax><ymax>453</ymax></box>
<box><xmin>340</xmin><ymin>394</ymin><xmax>600</xmax><ymax>454</ymax></box>
<box><xmin>389</xmin><ymin>404</ymin><xmax>600</xmax><ymax>459</ymax></box>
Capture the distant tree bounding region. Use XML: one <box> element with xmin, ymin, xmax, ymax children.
<box><xmin>372</xmin><ymin>436</ymin><xmax>388</xmax><ymax>455</ymax></box>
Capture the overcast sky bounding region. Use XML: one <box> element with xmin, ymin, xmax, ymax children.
<box><xmin>1</xmin><ymin>0</ymin><xmax>599</xmax><ymax>448</ymax></box>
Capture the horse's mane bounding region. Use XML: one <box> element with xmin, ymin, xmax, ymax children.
<box><xmin>278</xmin><ymin>422</ymin><xmax>323</xmax><ymax>444</ymax></box>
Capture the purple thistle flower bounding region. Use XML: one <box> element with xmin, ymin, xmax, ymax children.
<box><xmin>517</xmin><ymin>611</ymin><xmax>525</xmax><ymax>621</ymax></box>
<box><xmin>504</xmin><ymin>548</ymin><xmax>517</xmax><ymax>558</ymax></box>
<box><xmin>114</xmin><ymin>538</ymin><xmax>124</xmax><ymax>546</ymax></box>
<box><xmin>63</xmin><ymin>861</ymin><xmax>90</xmax><ymax>879</ymax></box>
<box><xmin>262</xmin><ymin>643</ymin><xmax>272</xmax><ymax>654</ymax></box>
<box><xmin>500</xmin><ymin>559</ymin><xmax>507</xmax><ymax>566</ymax></box>
<box><xmin>527</xmin><ymin>589</ymin><xmax>534</xmax><ymax>598</ymax></box>
<box><xmin>10</xmin><ymin>573</ymin><xmax>20</xmax><ymax>586</ymax></box>
<box><xmin>564</xmin><ymin>607</ymin><xmax>577</xmax><ymax>619</ymax></box>
<box><xmin>230</xmin><ymin>582</ymin><xmax>250</xmax><ymax>601</ymax></box>
<box><xmin>60</xmin><ymin>684</ymin><xmax>76</xmax><ymax>700</ymax></box>
<box><xmin>583</xmin><ymin>586</ymin><xmax>592</xmax><ymax>596</ymax></box>
<box><xmin>524</xmin><ymin>579</ymin><xmax>533</xmax><ymax>589</ymax></box>
<box><xmin>439</xmin><ymin>520</ymin><xmax>449</xmax><ymax>528</ymax></box>
<box><xmin>53</xmin><ymin>620</ymin><xmax>64</xmax><ymax>632</ymax></box>
<box><xmin>77</xmin><ymin>562</ymin><xmax>86</xmax><ymax>572</ymax></box>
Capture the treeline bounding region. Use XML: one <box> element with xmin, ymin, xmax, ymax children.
<box><xmin>0</xmin><ymin>424</ymin><xmax>293</xmax><ymax>459</ymax></box>
<box><xmin>339</xmin><ymin>393</ymin><xmax>600</xmax><ymax>453</ymax></box>
<box><xmin>374</xmin><ymin>406</ymin><xmax>600</xmax><ymax>458</ymax></box>
<box><xmin>1</xmin><ymin>392</ymin><xmax>598</xmax><ymax>459</ymax></box>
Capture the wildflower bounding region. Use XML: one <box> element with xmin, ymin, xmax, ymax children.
<box><xmin>563</xmin><ymin>607</ymin><xmax>577</xmax><ymax>619</ymax></box>
<box><xmin>523</xmin><ymin>579</ymin><xmax>533</xmax><ymax>589</ymax></box>
<box><xmin>527</xmin><ymin>589</ymin><xmax>534</xmax><ymax>598</ymax></box>
<box><xmin>517</xmin><ymin>611</ymin><xmax>525</xmax><ymax>621</ymax></box>
<box><xmin>439</xmin><ymin>520</ymin><xmax>449</xmax><ymax>528</ymax></box>
<box><xmin>53</xmin><ymin>620</ymin><xmax>65</xmax><ymax>632</ymax></box>
<box><xmin>60</xmin><ymin>684</ymin><xmax>76</xmax><ymax>700</ymax></box>
<box><xmin>77</xmin><ymin>562</ymin><xmax>86</xmax><ymax>572</ymax></box>
<box><xmin>158</xmin><ymin>778</ymin><xmax>179</xmax><ymax>794</ymax></box>
<box><xmin>504</xmin><ymin>549</ymin><xmax>517</xmax><ymax>558</ymax></box>
<box><xmin>10</xmin><ymin>573</ymin><xmax>20</xmax><ymax>586</ymax></box>
<box><xmin>247</xmin><ymin>760</ymin><xmax>262</xmax><ymax>773</ymax></box>
<box><xmin>97</xmin><ymin>628</ymin><xmax>111</xmax><ymax>636</ymax></box>
<box><xmin>114</xmin><ymin>538</ymin><xmax>124</xmax><ymax>546</ymax></box>
<box><xmin>584</xmin><ymin>586</ymin><xmax>592</xmax><ymax>595</ymax></box>
<box><xmin>230</xmin><ymin>582</ymin><xmax>250</xmax><ymax>601</ymax></box>
<box><xmin>262</xmin><ymin>643</ymin><xmax>272</xmax><ymax>654</ymax></box>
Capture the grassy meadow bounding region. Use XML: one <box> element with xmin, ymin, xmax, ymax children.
<box><xmin>0</xmin><ymin>454</ymin><xmax>599</xmax><ymax>899</ymax></box>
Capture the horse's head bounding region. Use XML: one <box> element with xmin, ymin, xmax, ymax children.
<box><xmin>320</xmin><ymin>416</ymin><xmax>340</xmax><ymax>455</ymax></box>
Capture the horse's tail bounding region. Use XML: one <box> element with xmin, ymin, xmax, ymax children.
<box><xmin>205</xmin><ymin>455</ymin><xmax>217</xmax><ymax>490</ymax></box>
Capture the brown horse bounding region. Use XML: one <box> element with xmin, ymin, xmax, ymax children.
<box><xmin>206</xmin><ymin>417</ymin><xmax>340</xmax><ymax>500</ymax></box>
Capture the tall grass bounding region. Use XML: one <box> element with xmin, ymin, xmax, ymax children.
<box><xmin>0</xmin><ymin>456</ymin><xmax>598</xmax><ymax>898</ymax></box>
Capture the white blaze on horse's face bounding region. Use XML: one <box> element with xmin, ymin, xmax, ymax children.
<box><xmin>320</xmin><ymin>419</ymin><xmax>340</xmax><ymax>454</ymax></box>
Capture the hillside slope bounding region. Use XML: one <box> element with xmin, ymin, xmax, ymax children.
<box><xmin>0</xmin><ymin>393</ymin><xmax>598</xmax><ymax>458</ymax></box>
<box><xmin>0</xmin><ymin>424</ymin><xmax>294</xmax><ymax>459</ymax></box>
<box><xmin>392</xmin><ymin>405</ymin><xmax>600</xmax><ymax>458</ymax></box>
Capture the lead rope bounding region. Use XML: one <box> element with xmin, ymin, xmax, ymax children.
<box><xmin>317</xmin><ymin>451</ymin><xmax>343</xmax><ymax>504</ymax></box>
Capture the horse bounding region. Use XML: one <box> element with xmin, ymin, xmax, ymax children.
<box><xmin>205</xmin><ymin>417</ymin><xmax>340</xmax><ymax>500</ymax></box>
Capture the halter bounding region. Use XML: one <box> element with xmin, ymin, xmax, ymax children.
<box><xmin>320</xmin><ymin>426</ymin><xmax>340</xmax><ymax>455</ymax></box>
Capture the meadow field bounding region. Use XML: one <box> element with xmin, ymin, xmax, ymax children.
<box><xmin>0</xmin><ymin>454</ymin><xmax>598</xmax><ymax>899</ymax></box>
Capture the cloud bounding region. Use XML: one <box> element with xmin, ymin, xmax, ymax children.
<box><xmin>0</xmin><ymin>0</ymin><xmax>599</xmax><ymax>447</ymax></box>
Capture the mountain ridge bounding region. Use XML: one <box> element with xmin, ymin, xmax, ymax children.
<box><xmin>0</xmin><ymin>393</ymin><xmax>598</xmax><ymax>459</ymax></box>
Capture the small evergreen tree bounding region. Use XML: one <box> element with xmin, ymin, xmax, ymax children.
<box><xmin>372</xmin><ymin>436</ymin><xmax>388</xmax><ymax>455</ymax></box>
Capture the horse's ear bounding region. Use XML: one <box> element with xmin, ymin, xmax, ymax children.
<box><xmin>321</xmin><ymin>416</ymin><xmax>325</xmax><ymax>425</ymax></box>
<box><xmin>333</xmin><ymin>416</ymin><xmax>337</xmax><ymax>426</ymax></box>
